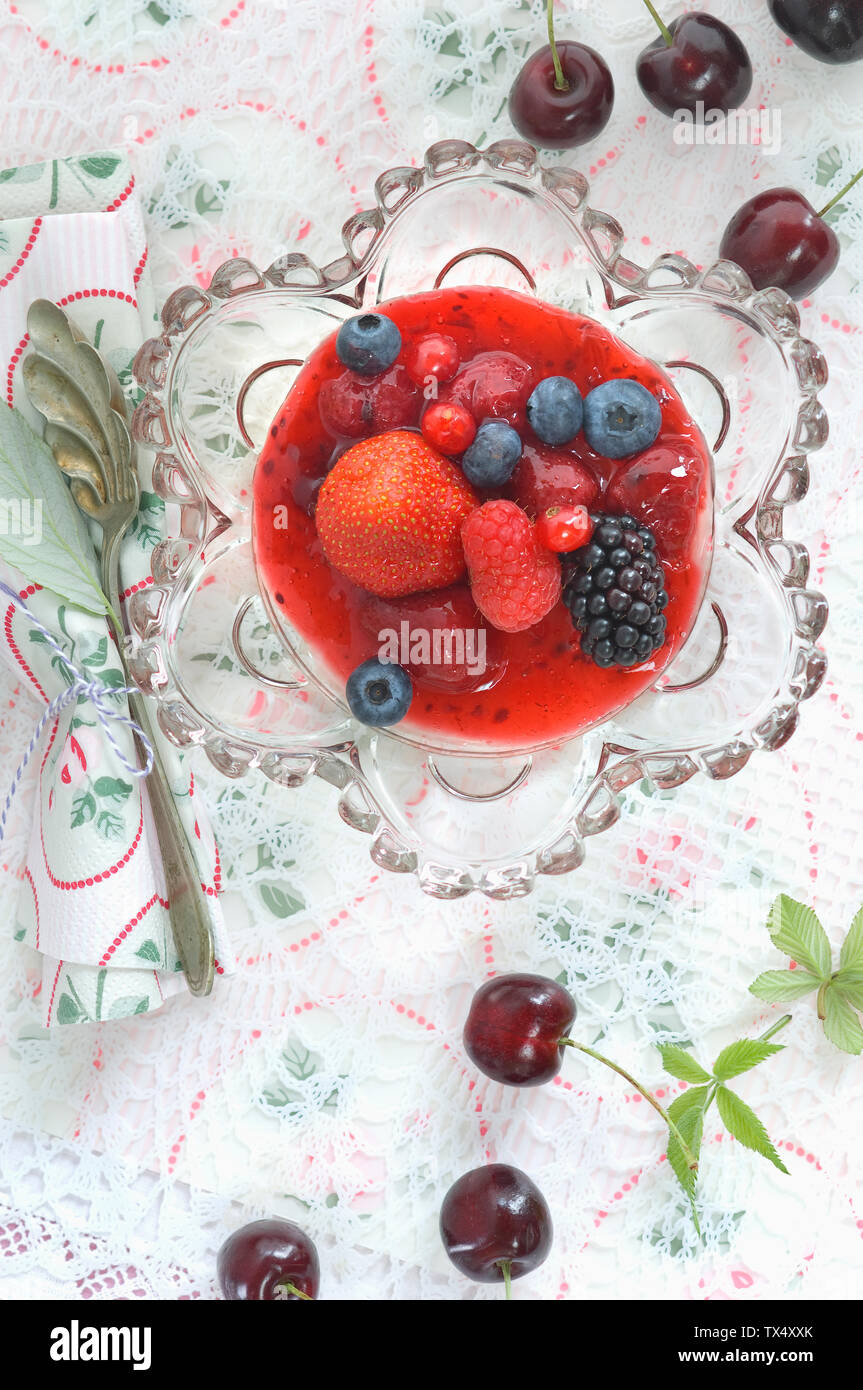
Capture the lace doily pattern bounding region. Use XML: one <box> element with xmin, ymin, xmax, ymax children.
<box><xmin>1</xmin><ymin>0</ymin><xmax>862</xmax><ymax>1301</ymax></box>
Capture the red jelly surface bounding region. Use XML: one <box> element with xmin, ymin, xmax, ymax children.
<box><xmin>253</xmin><ymin>287</ymin><xmax>714</xmax><ymax>750</ymax></box>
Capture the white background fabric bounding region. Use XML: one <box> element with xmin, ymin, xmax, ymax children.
<box><xmin>0</xmin><ymin>0</ymin><xmax>862</xmax><ymax>1300</ymax></box>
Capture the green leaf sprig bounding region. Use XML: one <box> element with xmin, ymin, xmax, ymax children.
<box><xmin>657</xmin><ymin>1016</ymin><xmax>791</xmax><ymax>1234</ymax></box>
<box><xmin>749</xmin><ymin>893</ymin><xmax>863</xmax><ymax>1054</ymax></box>
<box><xmin>561</xmin><ymin>1016</ymin><xmax>789</xmax><ymax>1238</ymax></box>
<box><xmin>0</xmin><ymin>404</ymin><xmax>110</xmax><ymax>618</ymax></box>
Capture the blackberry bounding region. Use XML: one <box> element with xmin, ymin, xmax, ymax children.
<box><xmin>562</xmin><ymin>512</ymin><xmax>669</xmax><ymax>668</ymax></box>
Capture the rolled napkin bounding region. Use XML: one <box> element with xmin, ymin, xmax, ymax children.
<box><xmin>0</xmin><ymin>148</ymin><xmax>232</xmax><ymax>1025</ymax></box>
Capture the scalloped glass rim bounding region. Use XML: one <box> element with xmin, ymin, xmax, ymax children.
<box><xmin>129</xmin><ymin>138</ymin><xmax>829</xmax><ymax>900</ymax></box>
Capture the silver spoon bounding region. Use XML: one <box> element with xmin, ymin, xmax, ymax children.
<box><xmin>23</xmin><ymin>298</ymin><xmax>215</xmax><ymax>997</ymax></box>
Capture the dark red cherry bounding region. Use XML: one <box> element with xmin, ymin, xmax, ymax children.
<box><xmin>720</xmin><ymin>189</ymin><xmax>840</xmax><ymax>300</ymax></box>
<box><xmin>464</xmin><ymin>972</ymin><xmax>576</xmax><ymax>1086</ymax></box>
<box><xmin>636</xmin><ymin>12</ymin><xmax>753</xmax><ymax>118</ymax></box>
<box><xmin>440</xmin><ymin>1164</ymin><xmax>552</xmax><ymax>1287</ymax></box>
<box><xmin>769</xmin><ymin>0</ymin><xmax>863</xmax><ymax>65</ymax></box>
<box><xmin>508</xmin><ymin>42</ymin><xmax>614</xmax><ymax>150</ymax></box>
<box><xmin>217</xmin><ymin>1219</ymin><xmax>320</xmax><ymax>1300</ymax></box>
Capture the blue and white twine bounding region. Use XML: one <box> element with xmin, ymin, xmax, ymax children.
<box><xmin>0</xmin><ymin>580</ymin><xmax>153</xmax><ymax>848</ymax></box>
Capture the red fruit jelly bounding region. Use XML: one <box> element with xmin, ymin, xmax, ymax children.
<box><xmin>253</xmin><ymin>287</ymin><xmax>714</xmax><ymax>751</ymax></box>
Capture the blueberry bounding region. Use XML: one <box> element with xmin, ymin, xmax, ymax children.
<box><xmin>336</xmin><ymin>313</ymin><xmax>401</xmax><ymax>376</ymax></box>
<box><xmin>346</xmin><ymin>658</ymin><xmax>412</xmax><ymax>726</ymax></box>
<box><xmin>582</xmin><ymin>379</ymin><xmax>662</xmax><ymax>459</ymax></box>
<box><xmin>461</xmin><ymin>419</ymin><xmax>522</xmax><ymax>487</ymax></box>
<box><xmin>526</xmin><ymin>376</ymin><xmax>583</xmax><ymax>446</ymax></box>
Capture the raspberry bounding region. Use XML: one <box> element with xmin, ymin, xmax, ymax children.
<box><xmin>461</xmin><ymin>499</ymin><xmax>561</xmax><ymax>633</ymax></box>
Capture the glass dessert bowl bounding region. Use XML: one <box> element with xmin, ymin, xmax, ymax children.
<box><xmin>130</xmin><ymin>139</ymin><xmax>829</xmax><ymax>899</ymax></box>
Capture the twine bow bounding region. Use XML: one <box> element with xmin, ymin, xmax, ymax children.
<box><xmin>0</xmin><ymin>581</ymin><xmax>153</xmax><ymax>847</ymax></box>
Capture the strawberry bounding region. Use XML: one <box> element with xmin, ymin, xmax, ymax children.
<box><xmin>461</xmin><ymin>499</ymin><xmax>561</xmax><ymax>633</ymax></box>
<box><xmin>315</xmin><ymin>430</ymin><xmax>478</xmax><ymax>598</ymax></box>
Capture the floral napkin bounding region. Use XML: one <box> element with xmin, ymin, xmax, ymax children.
<box><xmin>0</xmin><ymin>149</ymin><xmax>231</xmax><ymax>1025</ymax></box>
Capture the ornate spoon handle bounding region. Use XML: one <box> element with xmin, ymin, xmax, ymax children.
<box><xmin>126</xmin><ymin>688</ymin><xmax>216</xmax><ymax>996</ymax></box>
<box><xmin>103</xmin><ymin>534</ymin><xmax>216</xmax><ymax>998</ymax></box>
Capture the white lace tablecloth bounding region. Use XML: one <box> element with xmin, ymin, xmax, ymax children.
<box><xmin>1</xmin><ymin>0</ymin><xmax>862</xmax><ymax>1301</ymax></box>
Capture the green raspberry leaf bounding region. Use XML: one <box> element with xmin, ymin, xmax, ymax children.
<box><xmin>657</xmin><ymin>1045</ymin><xmax>711</xmax><ymax>1084</ymax></box>
<box><xmin>834</xmin><ymin>978</ymin><xmax>863</xmax><ymax>1012</ymax></box>
<box><xmin>749</xmin><ymin>968</ymin><xmax>821</xmax><ymax>1002</ymax></box>
<box><xmin>0</xmin><ymin>405</ymin><xmax>109</xmax><ymax>616</ymax></box>
<box><xmin>712</xmin><ymin>1040</ymin><xmax>784</xmax><ymax>1081</ymax></box>
<box><xmin>666</xmin><ymin>1102</ymin><xmax>704</xmax><ymax>1200</ymax></box>
<box><xmin>839</xmin><ymin>906</ymin><xmax>863</xmax><ymax>974</ymax></box>
<box><xmin>767</xmin><ymin>894</ymin><xmax>831</xmax><ymax>979</ymax></box>
<box><xmin>715</xmin><ymin>1085</ymin><xmax>789</xmax><ymax>1174</ymax></box>
<box><xmin>667</xmin><ymin>1085</ymin><xmax>711</xmax><ymax>1123</ymax></box>
<box><xmin>822</xmin><ymin>987</ymin><xmax>863</xmax><ymax>1055</ymax></box>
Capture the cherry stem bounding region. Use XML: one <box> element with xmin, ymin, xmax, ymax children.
<box><xmin>818</xmin><ymin>166</ymin><xmax>863</xmax><ymax>218</ymax></box>
<box><xmin>498</xmin><ymin>1260</ymin><xmax>513</xmax><ymax>1300</ymax></box>
<box><xmin>559</xmin><ymin>1040</ymin><xmax>698</xmax><ymax>1170</ymax></box>
<box><xmin>641</xmin><ymin>0</ymin><xmax>673</xmax><ymax>46</ymax></box>
<box><xmin>278</xmin><ymin>1282</ymin><xmax>312</xmax><ymax>1301</ymax></box>
<box><xmin>546</xmin><ymin>0</ymin><xmax>569</xmax><ymax>91</ymax></box>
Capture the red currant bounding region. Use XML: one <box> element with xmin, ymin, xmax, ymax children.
<box><xmin>535</xmin><ymin>504</ymin><xmax>593</xmax><ymax>554</ymax></box>
<box><xmin>421</xmin><ymin>400</ymin><xmax>477</xmax><ymax>455</ymax></box>
<box><xmin>406</xmin><ymin>332</ymin><xmax>461</xmax><ymax>387</ymax></box>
